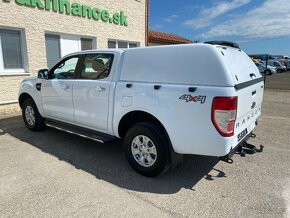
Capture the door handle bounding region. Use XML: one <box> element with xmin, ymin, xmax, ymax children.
<box><xmin>96</xmin><ymin>86</ymin><xmax>106</xmax><ymax>91</ymax></box>
<box><xmin>61</xmin><ymin>84</ymin><xmax>70</xmax><ymax>90</ymax></box>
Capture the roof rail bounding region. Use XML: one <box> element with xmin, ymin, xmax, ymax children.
<box><xmin>205</xmin><ymin>41</ymin><xmax>240</xmax><ymax>49</ymax></box>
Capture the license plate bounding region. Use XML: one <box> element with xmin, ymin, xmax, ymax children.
<box><xmin>238</xmin><ymin>128</ymin><xmax>248</xmax><ymax>142</ymax></box>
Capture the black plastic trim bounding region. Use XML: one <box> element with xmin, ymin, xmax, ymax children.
<box><xmin>188</xmin><ymin>87</ymin><xmax>197</xmax><ymax>92</ymax></box>
<box><xmin>234</xmin><ymin>77</ymin><xmax>264</xmax><ymax>90</ymax></box>
<box><xmin>36</xmin><ymin>83</ymin><xmax>42</xmax><ymax>91</ymax></box>
<box><xmin>45</xmin><ymin>119</ymin><xmax>115</xmax><ymax>143</ymax></box>
<box><xmin>205</xmin><ymin>41</ymin><xmax>240</xmax><ymax>49</ymax></box>
<box><xmin>154</xmin><ymin>85</ymin><xmax>161</xmax><ymax>90</ymax></box>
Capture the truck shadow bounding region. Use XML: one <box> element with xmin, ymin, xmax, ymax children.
<box><xmin>0</xmin><ymin>115</ymin><xmax>225</xmax><ymax>194</ymax></box>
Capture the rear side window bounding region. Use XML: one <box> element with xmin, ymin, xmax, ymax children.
<box><xmin>80</xmin><ymin>54</ymin><xmax>114</xmax><ymax>80</ymax></box>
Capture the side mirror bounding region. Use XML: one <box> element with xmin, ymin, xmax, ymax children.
<box><xmin>38</xmin><ymin>69</ymin><xmax>48</xmax><ymax>79</ymax></box>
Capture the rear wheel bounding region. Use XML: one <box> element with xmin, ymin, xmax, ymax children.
<box><xmin>22</xmin><ymin>98</ymin><xmax>45</xmax><ymax>131</ymax></box>
<box><xmin>124</xmin><ymin>122</ymin><xmax>169</xmax><ymax>177</ymax></box>
<box><xmin>277</xmin><ymin>69</ymin><xmax>282</xmax><ymax>73</ymax></box>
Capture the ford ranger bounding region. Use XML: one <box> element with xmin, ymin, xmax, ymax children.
<box><xmin>19</xmin><ymin>41</ymin><xmax>264</xmax><ymax>176</ymax></box>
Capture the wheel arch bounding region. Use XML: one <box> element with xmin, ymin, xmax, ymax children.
<box><xmin>118</xmin><ymin>110</ymin><xmax>183</xmax><ymax>169</ymax></box>
<box><xmin>19</xmin><ymin>92</ymin><xmax>33</xmax><ymax>109</ymax></box>
<box><xmin>118</xmin><ymin>110</ymin><xmax>166</xmax><ymax>138</ymax></box>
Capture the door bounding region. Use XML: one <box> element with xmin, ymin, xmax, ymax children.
<box><xmin>41</xmin><ymin>55</ymin><xmax>80</xmax><ymax>123</ymax></box>
<box><xmin>217</xmin><ymin>46</ymin><xmax>264</xmax><ymax>140</ymax></box>
<box><xmin>73</xmin><ymin>53</ymin><xmax>114</xmax><ymax>132</ymax></box>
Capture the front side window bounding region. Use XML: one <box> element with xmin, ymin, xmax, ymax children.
<box><xmin>51</xmin><ymin>57</ymin><xmax>79</xmax><ymax>79</ymax></box>
<box><xmin>0</xmin><ymin>29</ymin><xmax>24</xmax><ymax>70</ymax></box>
<box><xmin>80</xmin><ymin>54</ymin><xmax>114</xmax><ymax>80</ymax></box>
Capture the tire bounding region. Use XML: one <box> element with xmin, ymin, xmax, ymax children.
<box><xmin>124</xmin><ymin>122</ymin><xmax>169</xmax><ymax>177</ymax></box>
<box><xmin>264</xmin><ymin>70</ymin><xmax>272</xmax><ymax>75</ymax></box>
<box><xmin>22</xmin><ymin>98</ymin><xmax>45</xmax><ymax>131</ymax></box>
<box><xmin>277</xmin><ymin>69</ymin><xmax>282</xmax><ymax>73</ymax></box>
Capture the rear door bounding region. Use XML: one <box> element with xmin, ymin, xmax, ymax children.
<box><xmin>73</xmin><ymin>53</ymin><xmax>114</xmax><ymax>132</ymax></box>
<box><xmin>218</xmin><ymin>46</ymin><xmax>264</xmax><ymax>140</ymax></box>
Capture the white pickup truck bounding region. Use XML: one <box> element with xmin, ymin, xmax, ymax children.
<box><xmin>19</xmin><ymin>42</ymin><xmax>264</xmax><ymax>177</ymax></box>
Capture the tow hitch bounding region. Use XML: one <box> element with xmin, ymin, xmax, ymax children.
<box><xmin>239</xmin><ymin>142</ymin><xmax>264</xmax><ymax>157</ymax></box>
<box><xmin>238</xmin><ymin>133</ymin><xmax>264</xmax><ymax>157</ymax></box>
<box><xmin>220</xmin><ymin>132</ymin><xmax>264</xmax><ymax>163</ymax></box>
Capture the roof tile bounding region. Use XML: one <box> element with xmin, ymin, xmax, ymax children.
<box><xmin>149</xmin><ymin>30</ymin><xmax>193</xmax><ymax>44</ymax></box>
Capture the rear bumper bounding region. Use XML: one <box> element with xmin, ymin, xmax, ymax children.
<box><xmin>220</xmin><ymin>133</ymin><xmax>251</xmax><ymax>160</ymax></box>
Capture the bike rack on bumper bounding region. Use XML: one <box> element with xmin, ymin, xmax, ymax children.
<box><xmin>219</xmin><ymin>132</ymin><xmax>264</xmax><ymax>163</ymax></box>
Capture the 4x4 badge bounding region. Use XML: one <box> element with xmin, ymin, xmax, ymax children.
<box><xmin>179</xmin><ymin>94</ymin><xmax>206</xmax><ymax>104</ymax></box>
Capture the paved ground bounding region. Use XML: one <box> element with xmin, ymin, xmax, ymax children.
<box><xmin>0</xmin><ymin>89</ymin><xmax>290</xmax><ymax>217</ymax></box>
<box><xmin>265</xmin><ymin>70</ymin><xmax>290</xmax><ymax>90</ymax></box>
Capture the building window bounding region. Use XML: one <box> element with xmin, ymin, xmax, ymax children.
<box><xmin>108</xmin><ymin>40</ymin><xmax>139</xmax><ymax>49</ymax></box>
<box><xmin>45</xmin><ymin>33</ymin><xmax>96</xmax><ymax>68</ymax></box>
<box><xmin>81</xmin><ymin>38</ymin><xmax>93</xmax><ymax>51</ymax></box>
<box><xmin>108</xmin><ymin>41</ymin><xmax>117</xmax><ymax>49</ymax></box>
<box><xmin>0</xmin><ymin>28</ymin><xmax>26</xmax><ymax>74</ymax></box>
<box><xmin>118</xmin><ymin>41</ymin><xmax>128</xmax><ymax>49</ymax></box>
<box><xmin>45</xmin><ymin>34</ymin><xmax>61</xmax><ymax>69</ymax></box>
<box><xmin>129</xmin><ymin>43</ymin><xmax>138</xmax><ymax>48</ymax></box>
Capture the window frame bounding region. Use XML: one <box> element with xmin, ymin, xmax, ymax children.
<box><xmin>45</xmin><ymin>31</ymin><xmax>97</xmax><ymax>68</ymax></box>
<box><xmin>78</xmin><ymin>53</ymin><xmax>115</xmax><ymax>80</ymax></box>
<box><xmin>0</xmin><ymin>27</ymin><xmax>29</xmax><ymax>75</ymax></box>
<box><xmin>81</xmin><ymin>38</ymin><xmax>94</xmax><ymax>51</ymax></box>
<box><xmin>108</xmin><ymin>39</ymin><xmax>140</xmax><ymax>49</ymax></box>
<box><xmin>48</xmin><ymin>55</ymin><xmax>82</xmax><ymax>80</ymax></box>
<box><xmin>45</xmin><ymin>34</ymin><xmax>61</xmax><ymax>69</ymax></box>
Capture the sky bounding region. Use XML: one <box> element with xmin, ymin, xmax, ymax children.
<box><xmin>149</xmin><ymin>0</ymin><xmax>290</xmax><ymax>55</ymax></box>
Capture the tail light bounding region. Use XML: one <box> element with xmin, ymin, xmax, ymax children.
<box><xmin>211</xmin><ymin>97</ymin><xmax>238</xmax><ymax>137</ymax></box>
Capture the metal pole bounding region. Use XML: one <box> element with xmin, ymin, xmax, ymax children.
<box><xmin>264</xmin><ymin>54</ymin><xmax>269</xmax><ymax>84</ymax></box>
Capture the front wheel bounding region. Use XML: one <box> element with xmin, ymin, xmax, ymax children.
<box><xmin>22</xmin><ymin>98</ymin><xmax>45</xmax><ymax>131</ymax></box>
<box><xmin>124</xmin><ymin>122</ymin><xmax>169</xmax><ymax>177</ymax></box>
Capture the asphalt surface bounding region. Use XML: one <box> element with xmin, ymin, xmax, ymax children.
<box><xmin>0</xmin><ymin>89</ymin><xmax>290</xmax><ymax>217</ymax></box>
<box><xmin>265</xmin><ymin>70</ymin><xmax>290</xmax><ymax>90</ymax></box>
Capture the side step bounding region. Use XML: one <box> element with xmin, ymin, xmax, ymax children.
<box><xmin>45</xmin><ymin>120</ymin><xmax>115</xmax><ymax>143</ymax></box>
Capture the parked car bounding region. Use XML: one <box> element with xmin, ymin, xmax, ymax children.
<box><xmin>255</xmin><ymin>62</ymin><xmax>277</xmax><ymax>75</ymax></box>
<box><xmin>18</xmin><ymin>42</ymin><xmax>264</xmax><ymax>177</ymax></box>
<box><xmin>273</xmin><ymin>55</ymin><xmax>289</xmax><ymax>67</ymax></box>
<box><xmin>249</xmin><ymin>54</ymin><xmax>285</xmax><ymax>67</ymax></box>
<box><xmin>266</xmin><ymin>60</ymin><xmax>287</xmax><ymax>73</ymax></box>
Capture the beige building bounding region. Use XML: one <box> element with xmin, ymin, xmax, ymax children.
<box><xmin>0</xmin><ymin>0</ymin><xmax>148</xmax><ymax>114</ymax></box>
